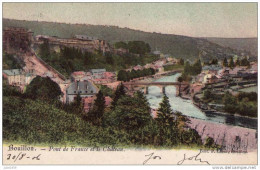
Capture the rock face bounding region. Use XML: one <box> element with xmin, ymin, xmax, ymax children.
<box><xmin>189</xmin><ymin>118</ymin><xmax>257</xmax><ymax>152</ymax></box>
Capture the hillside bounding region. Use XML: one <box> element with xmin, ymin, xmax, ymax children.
<box><xmin>3</xmin><ymin>18</ymin><xmax>255</xmax><ymax>61</ymax></box>
<box><xmin>205</xmin><ymin>37</ymin><xmax>257</xmax><ymax>56</ymax></box>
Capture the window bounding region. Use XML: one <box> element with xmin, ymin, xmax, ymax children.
<box><xmin>85</xmin><ymin>91</ymin><xmax>88</xmax><ymax>93</ymax></box>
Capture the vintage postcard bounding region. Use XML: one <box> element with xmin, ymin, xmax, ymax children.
<box><xmin>1</xmin><ymin>2</ymin><xmax>258</xmax><ymax>167</ymax></box>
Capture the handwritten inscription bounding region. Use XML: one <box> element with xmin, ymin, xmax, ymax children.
<box><xmin>177</xmin><ymin>150</ymin><xmax>210</xmax><ymax>165</ymax></box>
<box><xmin>7</xmin><ymin>152</ymin><xmax>41</xmax><ymax>162</ymax></box>
<box><xmin>143</xmin><ymin>152</ymin><xmax>162</xmax><ymax>165</ymax></box>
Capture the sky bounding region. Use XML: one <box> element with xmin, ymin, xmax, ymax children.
<box><xmin>3</xmin><ymin>2</ymin><xmax>258</xmax><ymax>38</ymax></box>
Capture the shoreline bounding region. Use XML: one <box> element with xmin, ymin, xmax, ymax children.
<box><xmin>140</xmin><ymin>73</ymin><xmax>257</xmax><ymax>130</ymax></box>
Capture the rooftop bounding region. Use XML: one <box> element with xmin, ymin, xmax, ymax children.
<box><xmin>67</xmin><ymin>80</ymin><xmax>98</xmax><ymax>95</ymax></box>
<box><xmin>90</xmin><ymin>69</ymin><xmax>106</xmax><ymax>74</ymax></box>
<box><xmin>3</xmin><ymin>69</ymin><xmax>23</xmax><ymax>76</ymax></box>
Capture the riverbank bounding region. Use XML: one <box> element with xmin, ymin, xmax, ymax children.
<box><xmin>145</xmin><ymin>73</ymin><xmax>257</xmax><ymax>129</ymax></box>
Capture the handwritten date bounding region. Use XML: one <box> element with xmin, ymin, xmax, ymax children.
<box><xmin>7</xmin><ymin>152</ymin><xmax>41</xmax><ymax>162</ymax></box>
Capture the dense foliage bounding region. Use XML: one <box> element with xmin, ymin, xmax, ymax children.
<box><xmin>97</xmin><ymin>85</ymin><xmax>114</xmax><ymax>98</ymax></box>
<box><xmin>3</xmin><ymin>82</ymin><xmax>210</xmax><ymax>148</ymax></box>
<box><xmin>180</xmin><ymin>59</ymin><xmax>202</xmax><ymax>81</ymax></box>
<box><xmin>117</xmin><ymin>68</ymin><xmax>156</xmax><ymax>82</ymax></box>
<box><xmin>3</xmin><ymin>53</ymin><xmax>25</xmax><ymax>70</ymax></box>
<box><xmin>115</xmin><ymin>41</ymin><xmax>151</xmax><ymax>55</ymax></box>
<box><xmin>85</xmin><ymin>91</ymin><xmax>106</xmax><ymax>126</ymax></box>
<box><xmin>25</xmin><ymin>76</ymin><xmax>62</xmax><ymax>101</ymax></box>
<box><xmin>37</xmin><ymin>41</ymin><xmax>159</xmax><ymax>78</ymax></box>
<box><xmin>223</xmin><ymin>92</ymin><xmax>257</xmax><ymax>117</ymax></box>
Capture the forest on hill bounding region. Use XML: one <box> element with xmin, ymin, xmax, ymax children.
<box><xmin>4</xmin><ymin>18</ymin><xmax>256</xmax><ymax>62</ymax></box>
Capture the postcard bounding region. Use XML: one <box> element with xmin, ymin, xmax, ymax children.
<box><xmin>1</xmin><ymin>2</ymin><xmax>258</xmax><ymax>166</ymax></box>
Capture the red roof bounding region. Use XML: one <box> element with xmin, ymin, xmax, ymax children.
<box><xmin>72</xmin><ymin>71</ymin><xmax>85</xmax><ymax>76</ymax></box>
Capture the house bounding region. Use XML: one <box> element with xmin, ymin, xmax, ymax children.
<box><xmin>71</xmin><ymin>71</ymin><xmax>89</xmax><ymax>81</ymax></box>
<box><xmin>203</xmin><ymin>74</ymin><xmax>219</xmax><ymax>84</ymax></box>
<box><xmin>3</xmin><ymin>69</ymin><xmax>35</xmax><ymax>86</ymax></box>
<box><xmin>249</xmin><ymin>63</ymin><xmax>257</xmax><ymax>74</ymax></box>
<box><xmin>92</xmin><ymin>78</ymin><xmax>114</xmax><ymax>84</ymax></box>
<box><xmin>217</xmin><ymin>68</ymin><xmax>230</xmax><ymax>78</ymax></box>
<box><xmin>82</xmin><ymin>96</ymin><xmax>95</xmax><ymax>113</ymax></box>
<box><xmin>3</xmin><ymin>69</ymin><xmax>25</xmax><ymax>86</ymax></box>
<box><xmin>144</xmin><ymin>63</ymin><xmax>152</xmax><ymax>69</ymax></box>
<box><xmin>133</xmin><ymin>65</ymin><xmax>143</xmax><ymax>71</ymax></box>
<box><xmin>103</xmin><ymin>72</ymin><xmax>116</xmax><ymax>79</ymax></box>
<box><xmin>114</xmin><ymin>48</ymin><xmax>129</xmax><ymax>55</ymax></box>
<box><xmin>90</xmin><ymin>69</ymin><xmax>106</xmax><ymax>79</ymax></box>
<box><xmin>202</xmin><ymin>65</ymin><xmax>222</xmax><ymax>74</ymax></box>
<box><xmin>153</xmin><ymin>60</ymin><xmax>165</xmax><ymax>67</ymax></box>
<box><xmin>196</xmin><ymin>73</ymin><xmax>206</xmax><ymax>83</ymax></box>
<box><xmin>190</xmin><ymin>83</ymin><xmax>204</xmax><ymax>95</ymax></box>
<box><xmin>25</xmin><ymin>73</ymin><xmax>35</xmax><ymax>85</ymax></box>
<box><xmin>153</xmin><ymin>50</ymin><xmax>161</xmax><ymax>56</ymax></box>
<box><xmin>66</xmin><ymin>80</ymin><xmax>99</xmax><ymax>103</ymax></box>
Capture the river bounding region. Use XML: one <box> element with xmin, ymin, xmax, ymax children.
<box><xmin>145</xmin><ymin>73</ymin><xmax>257</xmax><ymax>130</ymax></box>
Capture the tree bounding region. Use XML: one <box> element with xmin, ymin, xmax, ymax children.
<box><xmin>134</xmin><ymin>91</ymin><xmax>151</xmax><ymax>113</ymax></box>
<box><xmin>203</xmin><ymin>89</ymin><xmax>212</xmax><ymax>100</ymax></box>
<box><xmin>155</xmin><ymin>95</ymin><xmax>181</xmax><ymax>146</ymax></box>
<box><xmin>222</xmin><ymin>57</ymin><xmax>228</xmax><ymax>67</ymax></box>
<box><xmin>177</xmin><ymin>76</ymin><xmax>183</xmax><ymax>96</ymax></box>
<box><xmin>181</xmin><ymin>128</ymin><xmax>202</xmax><ymax>145</ymax></box>
<box><xmin>105</xmin><ymin>52</ymin><xmax>114</xmax><ymax>65</ymax></box>
<box><xmin>114</xmin><ymin>41</ymin><xmax>128</xmax><ymax>49</ymax></box>
<box><xmin>39</xmin><ymin>39</ymin><xmax>51</xmax><ymax>61</ymax></box>
<box><xmin>204</xmin><ymin>136</ymin><xmax>216</xmax><ymax>148</ymax></box>
<box><xmin>235</xmin><ymin>58</ymin><xmax>240</xmax><ymax>66</ymax></box>
<box><xmin>223</xmin><ymin>92</ymin><xmax>237</xmax><ymax>114</ymax></box>
<box><xmin>111</xmin><ymin>83</ymin><xmax>126</xmax><ymax>109</ymax></box>
<box><xmin>25</xmin><ymin>76</ymin><xmax>62</xmax><ymax>102</ymax></box>
<box><xmin>87</xmin><ymin>91</ymin><xmax>106</xmax><ymax>126</ymax></box>
<box><xmin>228</xmin><ymin>57</ymin><xmax>235</xmax><ymax>68</ymax></box>
<box><xmin>240</xmin><ymin>56</ymin><xmax>250</xmax><ymax>67</ymax></box>
<box><xmin>156</xmin><ymin>95</ymin><xmax>174</xmax><ymax>126</ymax></box>
<box><xmin>179</xmin><ymin>58</ymin><xmax>184</xmax><ymax>65</ymax></box>
<box><xmin>211</xmin><ymin>58</ymin><xmax>218</xmax><ymax>65</ymax></box>
<box><xmin>184</xmin><ymin>61</ymin><xmax>191</xmax><ymax>74</ymax></box>
<box><xmin>128</xmin><ymin>41</ymin><xmax>151</xmax><ymax>55</ymax></box>
<box><xmin>117</xmin><ymin>70</ymin><xmax>128</xmax><ymax>81</ymax></box>
<box><xmin>193</xmin><ymin>59</ymin><xmax>202</xmax><ymax>75</ymax></box>
<box><xmin>108</xmin><ymin>95</ymin><xmax>152</xmax><ymax>131</ymax></box>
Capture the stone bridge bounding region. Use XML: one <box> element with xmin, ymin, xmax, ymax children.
<box><xmin>123</xmin><ymin>82</ymin><xmax>189</xmax><ymax>94</ymax></box>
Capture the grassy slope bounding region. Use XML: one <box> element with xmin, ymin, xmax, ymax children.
<box><xmin>3</xmin><ymin>18</ymin><xmax>251</xmax><ymax>61</ymax></box>
<box><xmin>3</xmin><ymin>96</ymin><xmax>132</xmax><ymax>147</ymax></box>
